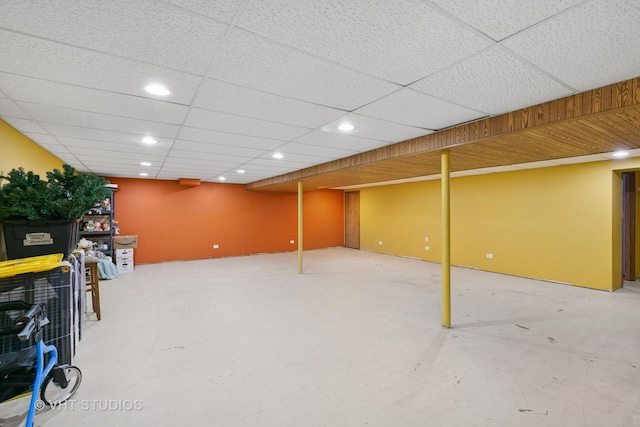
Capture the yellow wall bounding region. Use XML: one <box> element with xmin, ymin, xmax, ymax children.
<box><xmin>0</xmin><ymin>119</ymin><xmax>63</xmax><ymax>260</ymax></box>
<box><xmin>0</xmin><ymin>119</ymin><xmax>63</xmax><ymax>177</ymax></box>
<box><xmin>361</xmin><ymin>159</ymin><xmax>640</xmax><ymax>291</ymax></box>
<box><xmin>360</xmin><ymin>181</ymin><xmax>441</xmax><ymax>260</ymax></box>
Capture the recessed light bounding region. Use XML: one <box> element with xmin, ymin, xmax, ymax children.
<box><xmin>140</xmin><ymin>162</ymin><xmax>151</xmax><ymax>166</ymax></box>
<box><xmin>144</xmin><ymin>83</ymin><xmax>170</xmax><ymax>96</ymax></box>
<box><xmin>139</xmin><ymin>172</ymin><xmax>149</xmax><ymax>177</ymax></box>
<box><xmin>218</xmin><ymin>176</ymin><xmax>226</xmax><ymax>181</ymax></box>
<box><xmin>272</xmin><ymin>152</ymin><xmax>284</xmax><ymax>159</ymax></box>
<box><xmin>141</xmin><ymin>136</ymin><xmax>157</xmax><ymax>145</ymax></box>
<box><xmin>612</xmin><ymin>150</ymin><xmax>630</xmax><ymax>158</ymax></box>
<box><xmin>237</xmin><ymin>169</ymin><xmax>246</xmax><ymax>174</ymax></box>
<box><xmin>338</xmin><ymin>122</ymin><xmax>354</xmax><ymax>131</ymax></box>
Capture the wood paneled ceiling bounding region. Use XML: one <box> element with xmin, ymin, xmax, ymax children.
<box><xmin>247</xmin><ymin>78</ymin><xmax>640</xmax><ymax>192</ymax></box>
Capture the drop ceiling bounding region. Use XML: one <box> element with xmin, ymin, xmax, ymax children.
<box><xmin>1</xmin><ymin>0</ymin><xmax>639</xmax><ymax>190</ymax></box>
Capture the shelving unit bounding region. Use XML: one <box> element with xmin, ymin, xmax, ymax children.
<box><xmin>78</xmin><ymin>192</ymin><xmax>115</xmax><ymax>259</ymax></box>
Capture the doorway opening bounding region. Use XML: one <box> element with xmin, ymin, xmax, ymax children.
<box><xmin>622</xmin><ymin>171</ymin><xmax>636</xmax><ymax>284</ymax></box>
<box><xmin>344</xmin><ymin>191</ymin><xmax>360</xmax><ymax>249</ymax></box>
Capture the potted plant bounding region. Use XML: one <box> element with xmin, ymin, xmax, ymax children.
<box><xmin>0</xmin><ymin>164</ymin><xmax>111</xmax><ymax>260</ymax></box>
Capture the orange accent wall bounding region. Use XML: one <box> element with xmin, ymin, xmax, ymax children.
<box><xmin>107</xmin><ymin>178</ymin><xmax>344</xmax><ymax>264</ymax></box>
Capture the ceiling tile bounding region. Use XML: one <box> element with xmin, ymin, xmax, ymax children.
<box><xmin>0</xmin><ymin>73</ymin><xmax>189</xmax><ymax>124</ymax></box>
<box><xmin>244</xmin><ymin>157</ymin><xmax>315</xmax><ymax>169</ymax></box>
<box><xmin>162</xmin><ymin>157</ymin><xmax>240</xmax><ymax>168</ymax></box>
<box><xmin>33</xmin><ymin>143</ymin><xmax>69</xmax><ymax>155</ymax></box>
<box><xmin>0</xmin><ymin>98</ymin><xmax>29</xmax><ymax>119</ymax></box>
<box><xmin>163</xmin><ymin>150</ymin><xmax>230</xmax><ymax>162</ymax></box>
<box><xmin>20</xmin><ymin>103</ymin><xmax>180</xmax><ymax>138</ymax></box>
<box><xmin>208</xmin><ymin>29</ymin><xmax>400</xmax><ymax>111</ymax></box>
<box><xmin>55</xmin><ymin>154</ymin><xmax>82</xmax><ymax>166</ymax></box>
<box><xmin>0</xmin><ymin>0</ymin><xmax>227</xmax><ymax>75</ymax></box>
<box><xmin>22</xmin><ymin>133</ymin><xmax>64</xmax><ymax>146</ymax></box>
<box><xmin>409</xmin><ymin>47</ymin><xmax>574</xmax><ymax>115</ymax></box>
<box><xmin>258</xmin><ymin>152</ymin><xmax>332</xmax><ymax>165</ymax></box>
<box><xmin>171</xmin><ymin>140</ymin><xmax>268</xmax><ymax>157</ymax></box>
<box><xmin>80</xmin><ymin>166</ymin><xmax>151</xmax><ymax>177</ymax></box>
<box><xmin>70</xmin><ymin>146</ymin><xmax>168</xmax><ymax>161</ymax></box>
<box><xmin>321</xmin><ymin>114</ymin><xmax>432</xmax><ymax>142</ymax></box>
<box><xmin>164</xmin><ymin>0</ymin><xmax>243</xmax><ymax>23</ymax></box>
<box><xmin>226</xmin><ymin>161</ymin><xmax>294</xmax><ymax>171</ymax></box>
<box><xmin>54</xmin><ymin>137</ymin><xmax>170</xmax><ymax>158</ymax></box>
<box><xmin>79</xmin><ymin>160</ymin><xmax>161</xmax><ymax>172</ymax></box>
<box><xmin>154</xmin><ymin>172</ymin><xmax>189</xmax><ymax>180</ymax></box>
<box><xmin>177</xmin><ymin>127</ymin><xmax>283</xmax><ymax>150</ymax></box>
<box><xmin>237</xmin><ymin>0</ymin><xmax>491</xmax><ymax>85</ymax></box>
<box><xmin>194</xmin><ymin>79</ymin><xmax>347</xmax><ymax>129</ymax></box>
<box><xmin>1</xmin><ymin>117</ymin><xmax>48</xmax><ymax>133</ymax></box>
<box><xmin>429</xmin><ymin>0</ymin><xmax>584</xmax><ymax>41</ymax></box>
<box><xmin>212</xmin><ymin>176</ymin><xmax>258</xmax><ymax>184</ymax></box>
<box><xmin>356</xmin><ymin>88</ymin><xmax>486</xmax><ymax>129</ymax></box>
<box><xmin>158</xmin><ymin>165</ymin><xmax>229</xmax><ymax>178</ymax></box>
<box><xmin>0</xmin><ymin>29</ymin><xmax>202</xmax><ymax>105</ymax></box>
<box><xmin>159</xmin><ymin>164</ymin><xmax>226</xmax><ymax>173</ymax></box>
<box><xmin>502</xmin><ymin>0</ymin><xmax>640</xmax><ymax>91</ymax></box>
<box><xmin>223</xmin><ymin>168</ymin><xmax>270</xmax><ymax>176</ymax></box>
<box><xmin>276</xmin><ymin>142</ymin><xmax>358</xmax><ymax>160</ymax></box>
<box><xmin>42</xmin><ymin>124</ymin><xmax>173</xmax><ymax>147</ymax></box>
<box><xmin>168</xmin><ymin>148</ymin><xmax>253</xmax><ymax>164</ymax></box>
<box><xmin>295</xmin><ymin>130</ymin><xmax>392</xmax><ymax>152</ymax></box>
<box><xmin>184</xmin><ymin>108</ymin><xmax>310</xmax><ymax>141</ymax></box>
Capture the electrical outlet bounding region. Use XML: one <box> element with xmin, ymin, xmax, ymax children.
<box><xmin>425</xmin><ymin>246</ymin><xmax>430</xmax><ymax>251</ymax></box>
<box><xmin>425</xmin><ymin>237</ymin><xmax>429</xmax><ymax>242</ymax></box>
<box><xmin>290</xmin><ymin>240</ymin><xmax>295</xmax><ymax>244</ymax></box>
<box><xmin>486</xmin><ymin>253</ymin><xmax>493</xmax><ymax>259</ymax></box>
<box><xmin>378</xmin><ymin>241</ymin><xmax>383</xmax><ymax>245</ymax></box>
<box><xmin>213</xmin><ymin>244</ymin><xmax>219</xmax><ymax>249</ymax></box>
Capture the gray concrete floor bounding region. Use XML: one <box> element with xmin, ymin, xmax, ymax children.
<box><xmin>6</xmin><ymin>247</ymin><xmax>640</xmax><ymax>426</ymax></box>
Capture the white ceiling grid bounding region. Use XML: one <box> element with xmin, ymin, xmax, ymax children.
<box><xmin>0</xmin><ymin>0</ymin><xmax>639</xmax><ymax>184</ymax></box>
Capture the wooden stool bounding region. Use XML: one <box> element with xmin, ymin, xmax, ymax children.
<box><xmin>85</xmin><ymin>259</ymin><xmax>101</xmax><ymax>320</ymax></box>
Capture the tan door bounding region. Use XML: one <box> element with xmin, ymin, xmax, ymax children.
<box><xmin>345</xmin><ymin>191</ymin><xmax>360</xmax><ymax>249</ymax></box>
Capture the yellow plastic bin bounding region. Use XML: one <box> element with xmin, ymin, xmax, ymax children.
<box><xmin>0</xmin><ymin>253</ymin><xmax>74</xmax><ymax>365</ymax></box>
<box><xmin>0</xmin><ymin>254</ymin><xmax>64</xmax><ymax>278</ymax></box>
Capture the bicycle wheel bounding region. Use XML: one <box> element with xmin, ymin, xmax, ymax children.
<box><xmin>40</xmin><ymin>366</ymin><xmax>82</xmax><ymax>406</ymax></box>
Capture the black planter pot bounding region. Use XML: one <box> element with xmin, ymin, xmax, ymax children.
<box><xmin>1</xmin><ymin>220</ymin><xmax>77</xmax><ymax>260</ymax></box>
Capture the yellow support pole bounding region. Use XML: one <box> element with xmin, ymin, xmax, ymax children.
<box><xmin>298</xmin><ymin>180</ymin><xmax>303</xmax><ymax>274</ymax></box>
<box><xmin>441</xmin><ymin>150</ymin><xmax>451</xmax><ymax>328</ymax></box>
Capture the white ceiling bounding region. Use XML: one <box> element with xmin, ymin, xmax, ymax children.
<box><xmin>1</xmin><ymin>0</ymin><xmax>639</xmax><ymax>184</ymax></box>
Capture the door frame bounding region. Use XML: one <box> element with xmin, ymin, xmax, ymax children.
<box><xmin>344</xmin><ymin>191</ymin><xmax>360</xmax><ymax>249</ymax></box>
<box><xmin>622</xmin><ymin>171</ymin><xmax>636</xmax><ymax>282</ymax></box>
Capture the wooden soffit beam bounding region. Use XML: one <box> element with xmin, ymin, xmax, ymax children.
<box><xmin>246</xmin><ymin>77</ymin><xmax>640</xmax><ymax>192</ymax></box>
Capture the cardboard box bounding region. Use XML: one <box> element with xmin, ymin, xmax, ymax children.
<box><xmin>116</xmin><ymin>248</ymin><xmax>133</xmax><ymax>259</ymax></box>
<box><xmin>116</xmin><ymin>248</ymin><xmax>134</xmax><ymax>273</ymax></box>
<box><xmin>117</xmin><ymin>261</ymin><xmax>134</xmax><ymax>273</ymax></box>
<box><xmin>113</xmin><ymin>235</ymin><xmax>138</xmax><ymax>249</ymax></box>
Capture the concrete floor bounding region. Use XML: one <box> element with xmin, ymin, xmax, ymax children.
<box><xmin>4</xmin><ymin>247</ymin><xmax>640</xmax><ymax>426</ymax></box>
